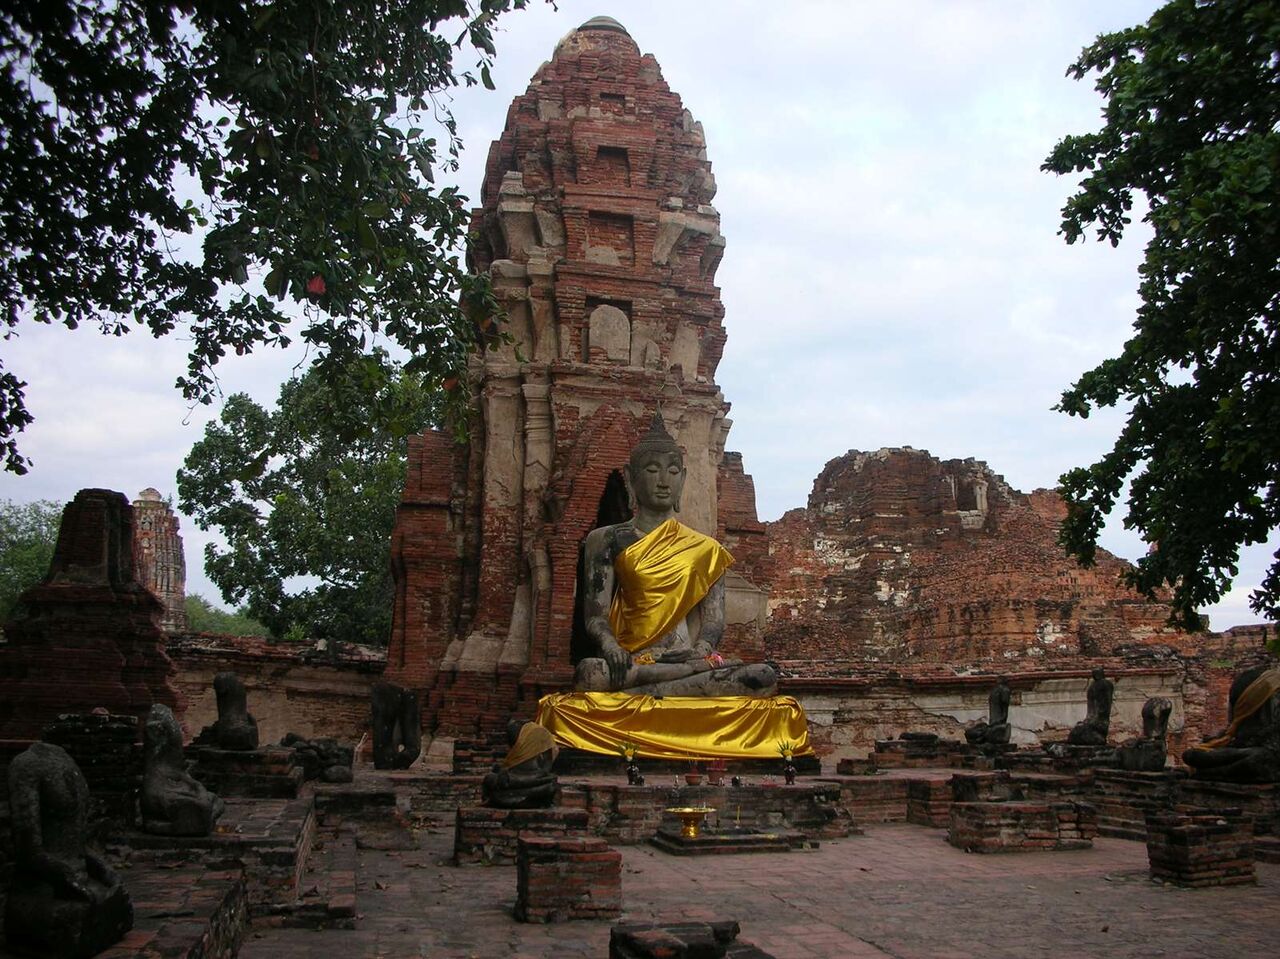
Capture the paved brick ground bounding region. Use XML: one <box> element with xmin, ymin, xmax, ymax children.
<box><xmin>240</xmin><ymin>821</ymin><xmax>1280</xmax><ymax>959</ymax></box>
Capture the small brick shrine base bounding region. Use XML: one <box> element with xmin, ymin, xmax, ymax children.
<box><xmin>948</xmin><ymin>800</ymin><xmax>1097</xmax><ymax>852</ymax></box>
<box><xmin>1145</xmin><ymin>808</ymin><xmax>1256</xmax><ymax>887</ymax></box>
<box><xmin>515</xmin><ymin>835</ymin><xmax>622</xmax><ymax>923</ymax></box>
<box><xmin>454</xmin><ymin>806</ymin><xmax>590</xmax><ymax>865</ymax></box>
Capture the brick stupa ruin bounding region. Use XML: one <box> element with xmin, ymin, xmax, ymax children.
<box><xmin>387</xmin><ymin>15</ymin><xmax>767</xmax><ymax>738</ymax></box>
<box><xmin>0</xmin><ymin>489</ymin><xmax>184</xmax><ymax>739</ymax></box>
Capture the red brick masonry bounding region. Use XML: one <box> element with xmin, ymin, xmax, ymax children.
<box><xmin>516</xmin><ymin>834</ymin><xmax>622</xmax><ymax>923</ymax></box>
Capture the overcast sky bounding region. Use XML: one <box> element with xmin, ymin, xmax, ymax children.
<box><xmin>1</xmin><ymin>0</ymin><xmax>1272</xmax><ymax>629</ymax></box>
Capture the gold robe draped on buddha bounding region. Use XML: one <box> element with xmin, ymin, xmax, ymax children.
<box><xmin>1201</xmin><ymin>668</ymin><xmax>1280</xmax><ymax>748</ymax></box>
<box><xmin>608</xmin><ymin>518</ymin><xmax>733</xmax><ymax>653</ymax></box>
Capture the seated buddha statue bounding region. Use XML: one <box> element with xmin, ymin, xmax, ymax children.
<box><xmin>574</xmin><ymin>413</ymin><xmax>777</xmax><ymax>698</ymax></box>
<box><xmin>482</xmin><ymin>721</ymin><xmax>559</xmax><ymax>808</ymax></box>
<box><xmin>1183</xmin><ymin>666</ymin><xmax>1280</xmax><ymax>783</ymax></box>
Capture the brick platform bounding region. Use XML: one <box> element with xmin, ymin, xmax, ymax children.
<box><xmin>453</xmin><ymin>805</ymin><xmax>590</xmax><ymax>865</ymax></box>
<box><xmin>1146</xmin><ymin>808</ymin><xmax>1256</xmax><ymax>887</ymax></box>
<box><xmin>516</xmin><ymin>835</ymin><xmax>622</xmax><ymax>923</ymax></box>
<box><xmin>1089</xmin><ymin>769</ymin><xmax>1184</xmax><ymax>840</ymax></box>
<box><xmin>828</xmin><ymin>775</ymin><xmax>910</xmax><ymax>822</ymax></box>
<box><xmin>869</xmin><ymin>737</ymin><xmax>974</xmax><ymax>769</ymax></box>
<box><xmin>188</xmin><ymin>744</ymin><xmax>304</xmax><ymax>799</ymax></box>
<box><xmin>117</xmin><ymin>797</ymin><xmax>315</xmax><ymax>914</ymax></box>
<box><xmin>558</xmin><ymin>780</ymin><xmax>854</xmax><ymax>844</ymax></box>
<box><xmin>948</xmin><ymin>800</ymin><xmax>1097</xmax><ymax>852</ymax></box>
<box><xmin>92</xmin><ymin>864</ymin><xmax>247</xmax><ymax>959</ymax></box>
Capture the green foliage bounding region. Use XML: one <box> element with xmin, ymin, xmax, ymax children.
<box><xmin>0</xmin><ymin>0</ymin><xmax>520</xmax><ymax>474</ymax></box>
<box><xmin>1044</xmin><ymin>0</ymin><xmax>1280</xmax><ymax>629</ymax></box>
<box><xmin>184</xmin><ymin>593</ymin><xmax>270</xmax><ymax>637</ymax></box>
<box><xmin>0</xmin><ymin>499</ymin><xmax>61</xmax><ymax>621</ymax></box>
<box><xmin>177</xmin><ymin>350</ymin><xmax>438</xmax><ymax>647</ymax></box>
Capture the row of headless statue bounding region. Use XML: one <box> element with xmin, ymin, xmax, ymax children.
<box><xmin>962</xmin><ymin>666</ymin><xmax>1280</xmax><ymax>781</ymax></box>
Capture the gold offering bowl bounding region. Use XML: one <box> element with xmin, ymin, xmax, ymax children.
<box><xmin>665</xmin><ymin>805</ymin><xmax>715</xmax><ymax>839</ymax></box>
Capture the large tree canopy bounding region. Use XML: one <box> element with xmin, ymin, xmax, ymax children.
<box><xmin>176</xmin><ymin>350</ymin><xmax>438</xmax><ymax>646</ymax></box>
<box><xmin>1044</xmin><ymin>0</ymin><xmax>1279</xmax><ymax>628</ymax></box>
<box><xmin>0</xmin><ymin>0</ymin><xmax>518</xmax><ymax>474</ymax></box>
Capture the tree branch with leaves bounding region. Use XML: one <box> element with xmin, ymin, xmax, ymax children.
<box><xmin>1044</xmin><ymin>0</ymin><xmax>1280</xmax><ymax>628</ymax></box>
<box><xmin>0</xmin><ymin>0</ymin><xmax>521</xmax><ymax>474</ymax></box>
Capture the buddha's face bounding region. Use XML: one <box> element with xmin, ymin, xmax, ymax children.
<box><xmin>628</xmin><ymin>450</ymin><xmax>685</xmax><ymax>512</ymax></box>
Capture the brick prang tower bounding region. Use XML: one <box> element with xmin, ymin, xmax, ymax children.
<box><xmin>387</xmin><ymin>16</ymin><xmax>768</xmax><ymax>739</ymax></box>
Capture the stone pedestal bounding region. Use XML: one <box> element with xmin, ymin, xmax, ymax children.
<box><xmin>948</xmin><ymin>801</ymin><xmax>1097</xmax><ymax>852</ymax></box>
<box><xmin>1145</xmin><ymin>809</ymin><xmax>1255</xmax><ymax>887</ymax></box>
<box><xmin>453</xmin><ymin>806</ymin><xmax>590</xmax><ymax>866</ymax></box>
<box><xmin>187</xmin><ymin>745</ymin><xmax>303</xmax><ymax>799</ymax></box>
<box><xmin>515</xmin><ymin>835</ymin><xmax>621</xmax><ymax>923</ymax></box>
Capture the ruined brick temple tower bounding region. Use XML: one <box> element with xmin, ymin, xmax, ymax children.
<box><xmin>387</xmin><ymin>16</ymin><xmax>768</xmax><ymax>737</ymax></box>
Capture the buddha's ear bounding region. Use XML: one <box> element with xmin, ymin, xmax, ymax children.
<box><xmin>622</xmin><ymin>466</ymin><xmax>638</xmax><ymax>515</ymax></box>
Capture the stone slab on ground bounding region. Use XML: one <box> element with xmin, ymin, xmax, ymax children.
<box><xmin>611</xmin><ymin>920</ymin><xmax>772</xmax><ymax>958</ymax></box>
<box><xmin>237</xmin><ymin>818</ymin><xmax>1280</xmax><ymax>959</ymax></box>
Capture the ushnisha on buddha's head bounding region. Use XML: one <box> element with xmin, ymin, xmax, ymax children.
<box><xmin>626</xmin><ymin>412</ymin><xmax>686</xmax><ymax>514</ymax></box>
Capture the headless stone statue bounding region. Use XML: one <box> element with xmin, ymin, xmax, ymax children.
<box><xmin>194</xmin><ymin>671</ymin><xmax>259</xmax><ymax>750</ymax></box>
<box><xmin>574</xmin><ymin>414</ymin><xmax>777</xmax><ymax>697</ymax></box>
<box><xmin>371</xmin><ymin>680</ymin><xmax>422</xmax><ymax>770</ymax></box>
<box><xmin>1067</xmin><ymin>668</ymin><xmax>1115</xmax><ymax>746</ymax></box>
<box><xmin>1115</xmin><ymin>696</ymin><xmax>1173</xmax><ymax>772</ymax></box>
<box><xmin>1183</xmin><ymin>666</ymin><xmax>1280</xmax><ymax>783</ymax></box>
<box><xmin>965</xmin><ymin>676</ymin><xmax>1012</xmax><ymax>746</ymax></box>
<box><xmin>140</xmin><ymin>704</ymin><xmax>225</xmax><ymax>836</ymax></box>
<box><xmin>4</xmin><ymin>742</ymin><xmax>133</xmax><ymax>958</ymax></box>
<box><xmin>482</xmin><ymin>720</ymin><xmax>559</xmax><ymax>808</ymax></box>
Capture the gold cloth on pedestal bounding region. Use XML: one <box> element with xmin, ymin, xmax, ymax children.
<box><xmin>536</xmin><ymin>692</ymin><xmax>811</xmax><ymax>759</ymax></box>
<box><xmin>609</xmin><ymin>518</ymin><xmax>733</xmax><ymax>653</ymax></box>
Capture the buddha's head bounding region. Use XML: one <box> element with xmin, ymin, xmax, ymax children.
<box><xmin>625</xmin><ymin>412</ymin><xmax>686</xmax><ymax>514</ymax></box>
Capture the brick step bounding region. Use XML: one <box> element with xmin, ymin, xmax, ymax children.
<box><xmin>264</xmin><ymin>822</ymin><xmax>359</xmax><ymax>930</ymax></box>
